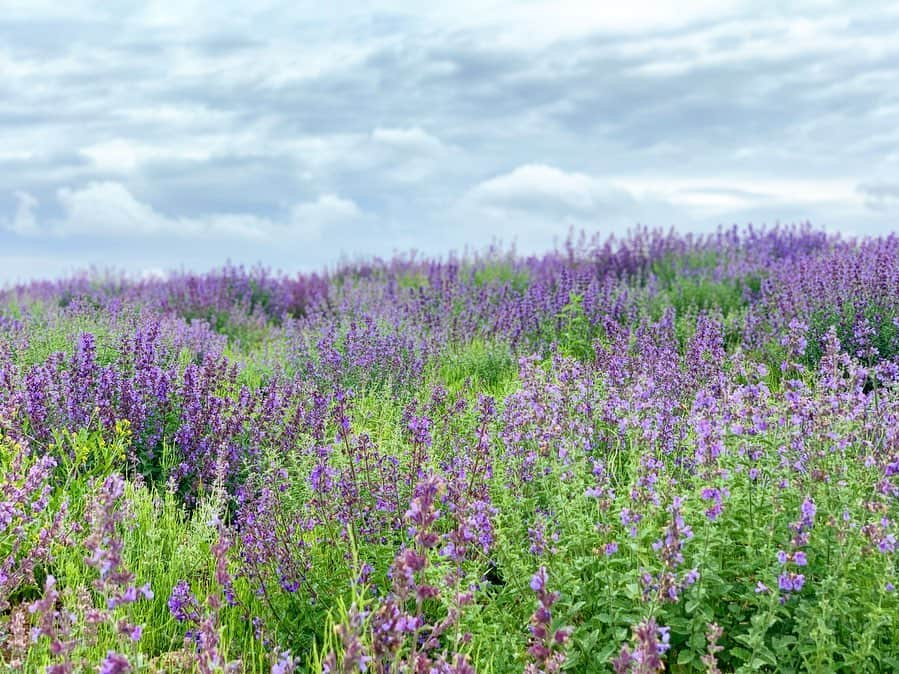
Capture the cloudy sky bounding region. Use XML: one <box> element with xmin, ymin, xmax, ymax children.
<box><xmin>1</xmin><ymin>0</ymin><xmax>898</xmax><ymax>282</ymax></box>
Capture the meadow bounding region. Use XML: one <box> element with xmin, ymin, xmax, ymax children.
<box><xmin>1</xmin><ymin>224</ymin><xmax>898</xmax><ymax>673</ymax></box>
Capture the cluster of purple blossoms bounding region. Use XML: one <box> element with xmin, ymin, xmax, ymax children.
<box><xmin>168</xmin><ymin>580</ymin><xmax>202</xmax><ymax>624</ymax></box>
<box><xmin>768</xmin><ymin>497</ymin><xmax>816</xmax><ymax>599</ymax></box>
<box><xmin>642</xmin><ymin>496</ymin><xmax>699</xmax><ymax>603</ymax></box>
<box><xmin>0</xmin><ymin>433</ymin><xmax>69</xmax><ymax>615</ymax></box>
<box><xmin>612</xmin><ymin>617</ymin><xmax>671</xmax><ymax>674</ymax></box>
<box><xmin>25</xmin><ymin>474</ymin><xmax>151</xmax><ymax>672</ymax></box>
<box><xmin>320</xmin><ymin>474</ymin><xmax>482</xmax><ymax>672</ymax></box>
<box><xmin>524</xmin><ymin>567</ymin><xmax>571</xmax><ymax>674</ymax></box>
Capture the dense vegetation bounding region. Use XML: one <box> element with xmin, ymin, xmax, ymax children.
<box><xmin>1</xmin><ymin>224</ymin><xmax>898</xmax><ymax>673</ymax></box>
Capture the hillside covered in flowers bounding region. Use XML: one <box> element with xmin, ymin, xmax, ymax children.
<box><xmin>1</xmin><ymin>224</ymin><xmax>898</xmax><ymax>672</ymax></box>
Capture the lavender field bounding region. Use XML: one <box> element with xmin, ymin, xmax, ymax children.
<box><xmin>1</xmin><ymin>224</ymin><xmax>898</xmax><ymax>673</ymax></box>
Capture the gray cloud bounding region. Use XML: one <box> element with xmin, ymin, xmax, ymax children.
<box><xmin>858</xmin><ymin>181</ymin><xmax>899</xmax><ymax>212</ymax></box>
<box><xmin>1</xmin><ymin>0</ymin><xmax>898</xmax><ymax>282</ymax></box>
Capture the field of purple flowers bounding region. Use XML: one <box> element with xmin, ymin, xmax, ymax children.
<box><xmin>1</xmin><ymin>224</ymin><xmax>898</xmax><ymax>672</ymax></box>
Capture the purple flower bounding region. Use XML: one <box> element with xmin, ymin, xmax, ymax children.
<box><xmin>800</xmin><ymin>497</ymin><xmax>816</xmax><ymax>522</ymax></box>
<box><xmin>526</xmin><ymin>566</ymin><xmax>571</xmax><ymax>672</ymax></box>
<box><xmin>168</xmin><ymin>580</ymin><xmax>200</xmax><ymax>623</ymax></box>
<box><xmin>613</xmin><ymin>617</ymin><xmax>670</xmax><ymax>673</ymax></box>
<box><xmin>99</xmin><ymin>651</ymin><xmax>131</xmax><ymax>674</ymax></box>
<box><xmin>117</xmin><ymin>622</ymin><xmax>143</xmax><ymax>642</ymax></box>
<box><xmin>530</xmin><ymin>567</ymin><xmax>547</xmax><ymax>593</ymax></box>
<box><xmin>778</xmin><ymin>572</ymin><xmax>794</xmax><ymax>592</ymax></box>
<box><xmin>272</xmin><ymin>651</ymin><xmax>298</xmax><ymax>674</ymax></box>
<box><xmin>778</xmin><ymin>572</ymin><xmax>806</xmax><ymax>594</ymax></box>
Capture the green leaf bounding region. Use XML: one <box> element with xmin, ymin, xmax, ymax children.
<box><xmin>677</xmin><ymin>649</ymin><xmax>696</xmax><ymax>665</ymax></box>
<box><xmin>772</xmin><ymin>634</ymin><xmax>797</xmax><ymax>649</ymax></box>
<box><xmin>731</xmin><ymin>646</ymin><xmax>752</xmax><ymax>662</ymax></box>
<box><xmin>688</xmin><ymin>630</ymin><xmax>707</xmax><ymax>650</ymax></box>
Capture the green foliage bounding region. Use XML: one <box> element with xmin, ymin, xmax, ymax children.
<box><xmin>439</xmin><ymin>339</ymin><xmax>517</xmax><ymax>394</ymax></box>
<box><xmin>473</xmin><ymin>263</ymin><xmax>530</xmax><ymax>293</ymax></box>
<box><xmin>648</xmin><ymin>249</ymin><xmax>721</xmax><ymax>288</ymax></box>
<box><xmin>648</xmin><ymin>275</ymin><xmax>753</xmax><ymax>323</ymax></box>
<box><xmin>9</xmin><ymin>314</ymin><xmax>118</xmax><ymax>370</ymax></box>
<box><xmin>6</xmin><ymin>429</ymin><xmax>268</xmax><ymax>672</ymax></box>
<box><xmin>535</xmin><ymin>292</ymin><xmax>600</xmax><ymax>361</ymax></box>
<box><xmin>803</xmin><ymin>302</ymin><xmax>899</xmax><ymax>366</ymax></box>
<box><xmin>397</xmin><ymin>271</ymin><xmax>430</xmax><ymax>290</ymax></box>
<box><xmin>557</xmin><ymin>293</ymin><xmax>595</xmax><ymax>361</ymax></box>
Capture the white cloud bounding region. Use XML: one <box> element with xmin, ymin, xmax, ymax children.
<box><xmin>5</xmin><ymin>191</ymin><xmax>40</xmax><ymax>236</ymax></box>
<box><xmin>289</xmin><ymin>193</ymin><xmax>363</xmax><ymax>239</ymax></box>
<box><xmin>4</xmin><ymin>182</ymin><xmax>363</xmax><ymax>241</ymax></box>
<box><xmin>451</xmin><ymin>164</ymin><xmax>684</xmax><ymax>254</ymax></box>
<box><xmin>56</xmin><ymin>182</ymin><xmax>179</xmax><ymax>237</ymax></box>
<box><xmin>0</xmin><ymin>0</ymin><xmax>108</xmax><ymax>20</ymax></box>
<box><xmin>367</xmin><ymin>127</ymin><xmax>456</xmax><ymax>183</ymax></box>
<box><xmin>80</xmin><ymin>139</ymin><xmax>213</xmax><ymax>172</ymax></box>
<box><xmin>613</xmin><ymin>176</ymin><xmax>864</xmax><ymax>214</ymax></box>
<box><xmin>415</xmin><ymin>0</ymin><xmax>746</xmax><ymax>47</ymax></box>
<box><xmin>371</xmin><ymin>127</ymin><xmax>448</xmax><ymax>155</ymax></box>
<box><xmin>275</xmin><ymin>128</ymin><xmax>454</xmax><ymax>183</ymax></box>
<box><xmin>465</xmin><ymin>164</ymin><xmax>634</xmax><ymax>213</ymax></box>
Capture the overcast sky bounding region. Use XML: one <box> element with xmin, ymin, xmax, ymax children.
<box><xmin>2</xmin><ymin>0</ymin><xmax>898</xmax><ymax>282</ymax></box>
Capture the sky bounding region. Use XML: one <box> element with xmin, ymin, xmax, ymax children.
<box><xmin>1</xmin><ymin>0</ymin><xmax>898</xmax><ymax>282</ymax></box>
